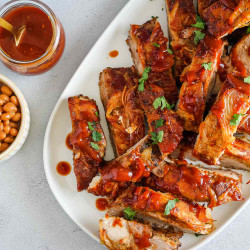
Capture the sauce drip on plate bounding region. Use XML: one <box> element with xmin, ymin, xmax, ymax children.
<box><xmin>109</xmin><ymin>50</ymin><xmax>119</xmax><ymax>58</ymax></box>
<box><xmin>96</xmin><ymin>198</ymin><xmax>109</xmax><ymax>211</ymax></box>
<box><xmin>57</xmin><ymin>161</ymin><xmax>71</xmax><ymax>176</ymax></box>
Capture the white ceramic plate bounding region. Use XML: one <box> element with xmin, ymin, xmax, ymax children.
<box><xmin>43</xmin><ymin>0</ymin><xmax>250</xmax><ymax>249</ymax></box>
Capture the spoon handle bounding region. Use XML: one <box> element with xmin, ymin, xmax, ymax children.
<box><xmin>0</xmin><ymin>17</ymin><xmax>15</xmax><ymax>34</ymax></box>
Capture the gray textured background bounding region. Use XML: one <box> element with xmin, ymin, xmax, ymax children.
<box><xmin>0</xmin><ymin>0</ymin><xmax>249</xmax><ymax>249</ymax></box>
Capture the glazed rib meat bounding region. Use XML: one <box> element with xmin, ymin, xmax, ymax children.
<box><xmin>238</xmin><ymin>109</ymin><xmax>250</xmax><ymax>134</ymax></box>
<box><xmin>193</xmin><ymin>74</ymin><xmax>250</xmax><ymax>165</ymax></box>
<box><xmin>231</xmin><ymin>33</ymin><xmax>250</xmax><ymax>78</ymax></box>
<box><xmin>165</xmin><ymin>0</ymin><xmax>197</xmax><ymax>77</ymax></box>
<box><xmin>198</xmin><ymin>0</ymin><xmax>217</xmax><ymax>18</ymax></box>
<box><xmin>203</xmin><ymin>0</ymin><xmax>250</xmax><ymax>38</ymax></box>
<box><xmin>220</xmin><ymin>139</ymin><xmax>250</xmax><ymax>171</ymax></box>
<box><xmin>139</xmin><ymin>84</ymin><xmax>184</xmax><ymax>158</ymax></box>
<box><xmin>144</xmin><ymin>160</ymin><xmax>243</xmax><ymax>208</ymax></box>
<box><xmin>88</xmin><ymin>136</ymin><xmax>163</xmax><ymax>197</ymax></box>
<box><xmin>177</xmin><ymin>34</ymin><xmax>225</xmax><ymax>132</ymax></box>
<box><xmin>99</xmin><ymin>67</ymin><xmax>145</xmax><ymax>156</ymax></box>
<box><xmin>100</xmin><ymin>216</ymin><xmax>182</xmax><ymax>250</ymax></box>
<box><xmin>127</xmin><ymin>19</ymin><xmax>178</xmax><ymax>104</ymax></box>
<box><xmin>68</xmin><ymin>96</ymin><xmax>106</xmax><ymax>191</ymax></box>
<box><xmin>108</xmin><ymin>186</ymin><xmax>213</xmax><ymax>234</ymax></box>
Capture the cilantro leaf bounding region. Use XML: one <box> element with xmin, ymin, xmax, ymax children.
<box><xmin>151</xmin><ymin>131</ymin><xmax>164</xmax><ymax>144</ymax></box>
<box><xmin>164</xmin><ymin>198</ymin><xmax>179</xmax><ymax>216</ymax></box>
<box><xmin>152</xmin><ymin>16</ymin><xmax>159</xmax><ymax>19</ymax></box>
<box><xmin>247</xmin><ymin>26</ymin><xmax>250</xmax><ymax>34</ymax></box>
<box><xmin>156</xmin><ymin>118</ymin><xmax>164</xmax><ymax>128</ymax></box>
<box><xmin>123</xmin><ymin>207</ymin><xmax>136</xmax><ymax>220</ymax></box>
<box><xmin>95</xmin><ymin>111</ymin><xmax>99</xmax><ymax>117</ymax></box>
<box><xmin>90</xmin><ymin>142</ymin><xmax>99</xmax><ymax>150</ymax></box>
<box><xmin>167</xmin><ymin>48</ymin><xmax>173</xmax><ymax>54</ymax></box>
<box><xmin>153</xmin><ymin>96</ymin><xmax>174</xmax><ymax>110</ymax></box>
<box><xmin>244</xmin><ymin>76</ymin><xmax>250</xmax><ymax>84</ymax></box>
<box><xmin>229</xmin><ymin>114</ymin><xmax>245</xmax><ymax>126</ymax></box>
<box><xmin>191</xmin><ymin>15</ymin><xmax>205</xmax><ymax>30</ymax></box>
<box><xmin>88</xmin><ymin>122</ymin><xmax>95</xmax><ymax>131</ymax></box>
<box><xmin>92</xmin><ymin>130</ymin><xmax>102</xmax><ymax>142</ymax></box>
<box><xmin>153</xmin><ymin>43</ymin><xmax>160</xmax><ymax>47</ymax></box>
<box><xmin>194</xmin><ymin>30</ymin><xmax>205</xmax><ymax>45</ymax></box>
<box><xmin>202</xmin><ymin>62</ymin><xmax>213</xmax><ymax>70</ymax></box>
<box><xmin>138</xmin><ymin>67</ymin><xmax>151</xmax><ymax>91</ymax></box>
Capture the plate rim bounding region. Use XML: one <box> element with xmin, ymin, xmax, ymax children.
<box><xmin>43</xmin><ymin>0</ymin><xmax>250</xmax><ymax>248</ymax></box>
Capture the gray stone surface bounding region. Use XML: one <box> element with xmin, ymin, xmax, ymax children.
<box><xmin>0</xmin><ymin>0</ymin><xmax>249</xmax><ymax>249</ymax></box>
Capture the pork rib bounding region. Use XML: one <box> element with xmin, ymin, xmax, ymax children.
<box><xmin>68</xmin><ymin>96</ymin><xmax>106</xmax><ymax>191</ymax></box>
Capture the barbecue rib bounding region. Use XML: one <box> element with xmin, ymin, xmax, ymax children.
<box><xmin>198</xmin><ymin>0</ymin><xmax>217</xmax><ymax>18</ymax></box>
<box><xmin>100</xmin><ymin>215</ymin><xmax>182</xmax><ymax>250</ymax></box>
<box><xmin>193</xmin><ymin>74</ymin><xmax>250</xmax><ymax>165</ymax></box>
<box><xmin>99</xmin><ymin>67</ymin><xmax>145</xmax><ymax>156</ymax></box>
<box><xmin>177</xmin><ymin>34</ymin><xmax>224</xmax><ymax>132</ymax></box>
<box><xmin>68</xmin><ymin>96</ymin><xmax>106</xmax><ymax>191</ymax></box>
<box><xmin>127</xmin><ymin>19</ymin><xmax>178</xmax><ymax>104</ymax></box>
<box><xmin>88</xmin><ymin>136</ymin><xmax>163</xmax><ymax>197</ymax></box>
<box><xmin>165</xmin><ymin>0</ymin><xmax>197</xmax><ymax>78</ymax></box>
<box><xmin>108</xmin><ymin>186</ymin><xmax>213</xmax><ymax>234</ymax></box>
<box><xmin>203</xmin><ymin>0</ymin><xmax>250</xmax><ymax>38</ymax></box>
<box><xmin>139</xmin><ymin>84</ymin><xmax>184</xmax><ymax>158</ymax></box>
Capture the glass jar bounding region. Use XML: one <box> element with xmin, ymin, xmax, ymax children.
<box><xmin>0</xmin><ymin>0</ymin><xmax>65</xmax><ymax>75</ymax></box>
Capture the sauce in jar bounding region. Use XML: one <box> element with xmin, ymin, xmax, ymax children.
<box><xmin>65</xmin><ymin>133</ymin><xmax>73</xmax><ymax>150</ymax></box>
<box><xmin>0</xmin><ymin>6</ymin><xmax>53</xmax><ymax>62</ymax></box>
<box><xmin>0</xmin><ymin>0</ymin><xmax>65</xmax><ymax>75</ymax></box>
<box><xmin>109</xmin><ymin>50</ymin><xmax>119</xmax><ymax>58</ymax></box>
<box><xmin>96</xmin><ymin>198</ymin><xmax>109</xmax><ymax>211</ymax></box>
<box><xmin>56</xmin><ymin>161</ymin><xmax>71</xmax><ymax>176</ymax></box>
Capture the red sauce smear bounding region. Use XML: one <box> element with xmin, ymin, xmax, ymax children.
<box><xmin>65</xmin><ymin>133</ymin><xmax>73</xmax><ymax>150</ymax></box>
<box><xmin>109</xmin><ymin>50</ymin><xmax>119</xmax><ymax>58</ymax></box>
<box><xmin>0</xmin><ymin>6</ymin><xmax>53</xmax><ymax>62</ymax></box>
<box><xmin>247</xmin><ymin>180</ymin><xmax>250</xmax><ymax>184</ymax></box>
<box><xmin>112</xmin><ymin>217</ymin><xmax>123</xmax><ymax>227</ymax></box>
<box><xmin>135</xmin><ymin>233</ymin><xmax>151</xmax><ymax>248</ymax></box>
<box><xmin>96</xmin><ymin>198</ymin><xmax>109</xmax><ymax>211</ymax></box>
<box><xmin>56</xmin><ymin>161</ymin><xmax>71</xmax><ymax>176</ymax></box>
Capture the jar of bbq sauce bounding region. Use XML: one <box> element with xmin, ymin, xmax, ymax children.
<box><xmin>0</xmin><ymin>0</ymin><xmax>65</xmax><ymax>75</ymax></box>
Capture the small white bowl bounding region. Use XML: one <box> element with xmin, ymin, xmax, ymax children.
<box><xmin>0</xmin><ymin>74</ymin><xmax>30</xmax><ymax>162</ymax></box>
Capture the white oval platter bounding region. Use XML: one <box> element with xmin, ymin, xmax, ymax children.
<box><xmin>43</xmin><ymin>0</ymin><xmax>250</xmax><ymax>249</ymax></box>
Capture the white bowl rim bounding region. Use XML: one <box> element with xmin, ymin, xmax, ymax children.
<box><xmin>0</xmin><ymin>73</ymin><xmax>29</xmax><ymax>160</ymax></box>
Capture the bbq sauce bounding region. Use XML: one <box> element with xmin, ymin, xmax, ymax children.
<box><xmin>0</xmin><ymin>6</ymin><xmax>53</xmax><ymax>62</ymax></box>
<box><xmin>56</xmin><ymin>161</ymin><xmax>71</xmax><ymax>176</ymax></box>
<box><xmin>96</xmin><ymin>198</ymin><xmax>109</xmax><ymax>211</ymax></box>
<box><xmin>65</xmin><ymin>133</ymin><xmax>73</xmax><ymax>150</ymax></box>
<box><xmin>109</xmin><ymin>50</ymin><xmax>119</xmax><ymax>57</ymax></box>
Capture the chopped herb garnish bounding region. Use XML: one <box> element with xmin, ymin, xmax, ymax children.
<box><xmin>244</xmin><ymin>76</ymin><xmax>250</xmax><ymax>84</ymax></box>
<box><xmin>92</xmin><ymin>130</ymin><xmax>102</xmax><ymax>142</ymax></box>
<box><xmin>88</xmin><ymin>122</ymin><xmax>95</xmax><ymax>131</ymax></box>
<box><xmin>90</xmin><ymin>142</ymin><xmax>99</xmax><ymax>150</ymax></box>
<box><xmin>151</xmin><ymin>131</ymin><xmax>164</xmax><ymax>144</ymax></box>
<box><xmin>229</xmin><ymin>114</ymin><xmax>245</xmax><ymax>126</ymax></box>
<box><xmin>138</xmin><ymin>67</ymin><xmax>151</xmax><ymax>91</ymax></box>
<box><xmin>247</xmin><ymin>26</ymin><xmax>250</xmax><ymax>34</ymax></box>
<box><xmin>191</xmin><ymin>15</ymin><xmax>205</xmax><ymax>30</ymax></box>
<box><xmin>156</xmin><ymin>118</ymin><xmax>164</xmax><ymax>128</ymax></box>
<box><xmin>153</xmin><ymin>96</ymin><xmax>174</xmax><ymax>110</ymax></box>
<box><xmin>153</xmin><ymin>43</ymin><xmax>160</xmax><ymax>47</ymax></box>
<box><xmin>195</xmin><ymin>233</ymin><xmax>202</xmax><ymax>237</ymax></box>
<box><xmin>167</xmin><ymin>48</ymin><xmax>173</xmax><ymax>54</ymax></box>
<box><xmin>194</xmin><ymin>30</ymin><xmax>205</xmax><ymax>45</ymax></box>
<box><xmin>164</xmin><ymin>198</ymin><xmax>179</xmax><ymax>216</ymax></box>
<box><xmin>202</xmin><ymin>62</ymin><xmax>213</xmax><ymax>70</ymax></box>
<box><xmin>95</xmin><ymin>111</ymin><xmax>99</xmax><ymax>117</ymax></box>
<box><xmin>123</xmin><ymin>207</ymin><xmax>136</xmax><ymax>220</ymax></box>
<box><xmin>152</xmin><ymin>16</ymin><xmax>159</xmax><ymax>19</ymax></box>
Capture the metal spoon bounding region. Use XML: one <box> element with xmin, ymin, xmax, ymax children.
<box><xmin>0</xmin><ymin>17</ymin><xmax>26</xmax><ymax>46</ymax></box>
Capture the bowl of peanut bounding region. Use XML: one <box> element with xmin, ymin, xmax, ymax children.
<box><xmin>0</xmin><ymin>74</ymin><xmax>30</xmax><ymax>162</ymax></box>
